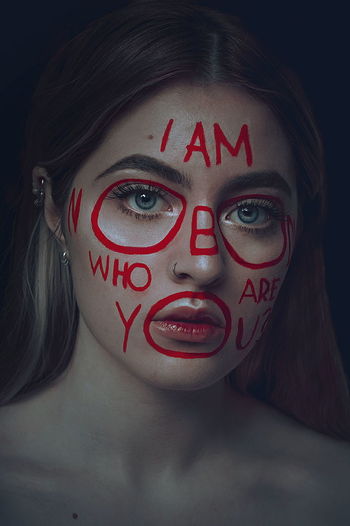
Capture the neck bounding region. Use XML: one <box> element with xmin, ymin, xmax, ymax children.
<box><xmin>53</xmin><ymin>318</ymin><xmax>253</xmax><ymax>482</ymax></box>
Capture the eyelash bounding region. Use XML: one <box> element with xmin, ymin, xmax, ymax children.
<box><xmin>106</xmin><ymin>183</ymin><xmax>285</xmax><ymax>234</ymax></box>
<box><xmin>107</xmin><ymin>183</ymin><xmax>168</xmax><ymax>220</ymax></box>
<box><xmin>227</xmin><ymin>198</ymin><xmax>285</xmax><ymax>236</ymax></box>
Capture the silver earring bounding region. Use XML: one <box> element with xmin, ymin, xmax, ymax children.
<box><xmin>61</xmin><ymin>249</ymin><xmax>70</xmax><ymax>266</ymax></box>
<box><xmin>32</xmin><ymin>177</ymin><xmax>45</xmax><ymax>207</ymax></box>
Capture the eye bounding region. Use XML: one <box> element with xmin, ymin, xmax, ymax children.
<box><xmin>106</xmin><ymin>182</ymin><xmax>175</xmax><ymax>220</ymax></box>
<box><xmin>223</xmin><ymin>198</ymin><xmax>285</xmax><ymax>232</ymax></box>
<box><xmin>235</xmin><ymin>204</ymin><xmax>269</xmax><ymax>225</ymax></box>
<box><xmin>128</xmin><ymin>189</ymin><xmax>168</xmax><ymax>212</ymax></box>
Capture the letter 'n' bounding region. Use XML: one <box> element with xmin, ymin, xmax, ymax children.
<box><xmin>68</xmin><ymin>188</ymin><xmax>83</xmax><ymax>234</ymax></box>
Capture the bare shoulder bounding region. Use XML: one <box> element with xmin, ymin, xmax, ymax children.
<box><xmin>0</xmin><ymin>389</ymin><xmax>69</xmax><ymax>482</ymax></box>
<box><xmin>253</xmin><ymin>400</ymin><xmax>350</xmax><ymax>523</ymax></box>
<box><xmin>302</xmin><ymin>430</ymin><xmax>350</xmax><ymax>522</ymax></box>
<box><xmin>0</xmin><ymin>392</ymin><xmax>49</xmax><ymax>454</ymax></box>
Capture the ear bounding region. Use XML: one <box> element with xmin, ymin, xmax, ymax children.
<box><xmin>32</xmin><ymin>166</ymin><xmax>67</xmax><ymax>247</ymax></box>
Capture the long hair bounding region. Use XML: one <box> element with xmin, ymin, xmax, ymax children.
<box><xmin>1</xmin><ymin>0</ymin><xmax>349</xmax><ymax>439</ymax></box>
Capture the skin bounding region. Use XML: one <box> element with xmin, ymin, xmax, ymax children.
<box><xmin>1</xmin><ymin>84</ymin><xmax>350</xmax><ymax>525</ymax></box>
<box><xmin>62</xmin><ymin>83</ymin><xmax>297</xmax><ymax>392</ymax></box>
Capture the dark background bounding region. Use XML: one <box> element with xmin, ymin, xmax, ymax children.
<box><xmin>1</xmin><ymin>1</ymin><xmax>349</xmax><ymax>378</ymax></box>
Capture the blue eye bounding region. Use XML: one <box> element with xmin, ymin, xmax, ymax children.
<box><xmin>107</xmin><ymin>182</ymin><xmax>172</xmax><ymax>220</ymax></box>
<box><xmin>237</xmin><ymin>205</ymin><xmax>267</xmax><ymax>224</ymax></box>
<box><xmin>134</xmin><ymin>191</ymin><xmax>158</xmax><ymax>210</ymax></box>
<box><xmin>224</xmin><ymin>198</ymin><xmax>284</xmax><ymax>234</ymax></box>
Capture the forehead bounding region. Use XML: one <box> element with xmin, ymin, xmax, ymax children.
<box><xmin>79</xmin><ymin>83</ymin><xmax>295</xmax><ymax>190</ymax></box>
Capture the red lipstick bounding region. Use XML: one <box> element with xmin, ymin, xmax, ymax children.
<box><xmin>151</xmin><ymin>306</ymin><xmax>225</xmax><ymax>343</ymax></box>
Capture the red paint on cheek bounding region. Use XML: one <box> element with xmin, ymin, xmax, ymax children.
<box><xmin>68</xmin><ymin>188</ymin><xmax>83</xmax><ymax>234</ymax></box>
<box><xmin>218</xmin><ymin>194</ymin><xmax>289</xmax><ymax>269</ymax></box>
<box><xmin>236</xmin><ymin>314</ymin><xmax>260</xmax><ymax>350</ymax></box>
<box><xmin>143</xmin><ymin>291</ymin><xmax>232</xmax><ymax>359</ymax></box>
<box><xmin>91</xmin><ymin>179</ymin><xmax>187</xmax><ymax>254</ymax></box>
<box><xmin>257</xmin><ymin>278</ymin><xmax>270</xmax><ymax>302</ymax></box>
<box><xmin>190</xmin><ymin>206</ymin><xmax>218</xmax><ymax>255</ymax></box>
<box><xmin>260</xmin><ymin>307</ymin><xmax>272</xmax><ymax>336</ymax></box>
<box><xmin>89</xmin><ymin>250</ymin><xmax>110</xmax><ymax>281</ymax></box>
<box><xmin>269</xmin><ymin>278</ymin><xmax>281</xmax><ymax>301</ymax></box>
<box><xmin>213</xmin><ymin>123</ymin><xmax>253</xmax><ymax>167</ymax></box>
<box><xmin>88</xmin><ymin>251</ymin><xmax>152</xmax><ymax>292</ymax></box>
<box><xmin>112</xmin><ymin>260</ymin><xmax>152</xmax><ymax>291</ymax></box>
<box><xmin>238</xmin><ymin>277</ymin><xmax>282</xmax><ymax>304</ymax></box>
<box><xmin>115</xmin><ymin>302</ymin><xmax>142</xmax><ymax>353</ymax></box>
<box><xmin>238</xmin><ymin>279</ymin><xmax>257</xmax><ymax>304</ymax></box>
<box><xmin>253</xmin><ymin>307</ymin><xmax>273</xmax><ymax>345</ymax></box>
<box><xmin>183</xmin><ymin>122</ymin><xmax>211</xmax><ymax>167</ymax></box>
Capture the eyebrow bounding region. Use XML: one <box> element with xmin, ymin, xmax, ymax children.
<box><xmin>96</xmin><ymin>154</ymin><xmax>191</xmax><ymax>189</ymax></box>
<box><xmin>221</xmin><ymin>170</ymin><xmax>292</xmax><ymax>198</ymax></box>
<box><xmin>96</xmin><ymin>154</ymin><xmax>292</xmax><ymax>198</ymax></box>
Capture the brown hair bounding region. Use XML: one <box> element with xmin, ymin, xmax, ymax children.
<box><xmin>1</xmin><ymin>0</ymin><xmax>349</xmax><ymax>439</ymax></box>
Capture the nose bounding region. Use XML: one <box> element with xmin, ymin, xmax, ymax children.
<box><xmin>167</xmin><ymin>206</ymin><xmax>226</xmax><ymax>288</ymax></box>
<box><xmin>170</xmin><ymin>253</ymin><xmax>226</xmax><ymax>288</ymax></box>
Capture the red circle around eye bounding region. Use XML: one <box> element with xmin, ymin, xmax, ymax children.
<box><xmin>216</xmin><ymin>193</ymin><xmax>288</xmax><ymax>269</ymax></box>
<box><xmin>143</xmin><ymin>291</ymin><xmax>232</xmax><ymax>359</ymax></box>
<box><xmin>91</xmin><ymin>178</ymin><xmax>187</xmax><ymax>254</ymax></box>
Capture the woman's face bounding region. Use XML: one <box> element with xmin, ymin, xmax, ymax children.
<box><xmin>63</xmin><ymin>83</ymin><xmax>298</xmax><ymax>390</ymax></box>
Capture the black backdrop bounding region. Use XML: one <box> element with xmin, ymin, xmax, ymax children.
<box><xmin>1</xmin><ymin>1</ymin><xmax>349</xmax><ymax>379</ymax></box>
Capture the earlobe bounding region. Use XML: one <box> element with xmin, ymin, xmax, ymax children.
<box><xmin>32</xmin><ymin>166</ymin><xmax>66</xmax><ymax>246</ymax></box>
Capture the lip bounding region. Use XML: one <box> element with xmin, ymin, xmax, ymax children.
<box><xmin>151</xmin><ymin>306</ymin><xmax>225</xmax><ymax>344</ymax></box>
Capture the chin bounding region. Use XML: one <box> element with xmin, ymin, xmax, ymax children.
<box><xmin>122</xmin><ymin>349</ymin><xmax>240</xmax><ymax>392</ymax></box>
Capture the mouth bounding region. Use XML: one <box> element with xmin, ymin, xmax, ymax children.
<box><xmin>151</xmin><ymin>306</ymin><xmax>225</xmax><ymax>344</ymax></box>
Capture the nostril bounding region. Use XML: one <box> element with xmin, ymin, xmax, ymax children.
<box><xmin>170</xmin><ymin>253</ymin><xmax>226</xmax><ymax>287</ymax></box>
<box><xmin>172</xmin><ymin>262</ymin><xmax>188</xmax><ymax>279</ymax></box>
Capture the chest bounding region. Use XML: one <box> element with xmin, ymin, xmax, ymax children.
<box><xmin>0</xmin><ymin>466</ymin><xmax>327</xmax><ymax>526</ymax></box>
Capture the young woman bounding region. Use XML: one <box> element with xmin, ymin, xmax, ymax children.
<box><xmin>1</xmin><ymin>1</ymin><xmax>349</xmax><ymax>524</ymax></box>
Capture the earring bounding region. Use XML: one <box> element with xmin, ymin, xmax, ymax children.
<box><xmin>32</xmin><ymin>177</ymin><xmax>45</xmax><ymax>207</ymax></box>
<box><xmin>61</xmin><ymin>249</ymin><xmax>70</xmax><ymax>266</ymax></box>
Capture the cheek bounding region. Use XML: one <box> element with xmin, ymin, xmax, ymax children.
<box><xmin>90</xmin><ymin>178</ymin><xmax>187</xmax><ymax>254</ymax></box>
<box><xmin>218</xmin><ymin>196</ymin><xmax>296</xmax><ymax>270</ymax></box>
<box><xmin>220</xmin><ymin>210</ymin><xmax>296</xmax><ymax>355</ymax></box>
<box><xmin>70</xmin><ymin>244</ymin><xmax>159</xmax><ymax>357</ymax></box>
<box><xmin>65</xmin><ymin>186</ymin><xmax>157</xmax><ymax>354</ymax></box>
<box><xmin>232</xmin><ymin>270</ymin><xmax>287</xmax><ymax>353</ymax></box>
<box><xmin>64</xmin><ymin>184</ymin><xmax>292</xmax><ymax>366</ymax></box>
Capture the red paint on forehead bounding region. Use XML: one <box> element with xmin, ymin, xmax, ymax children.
<box><xmin>160</xmin><ymin>119</ymin><xmax>253</xmax><ymax>168</ymax></box>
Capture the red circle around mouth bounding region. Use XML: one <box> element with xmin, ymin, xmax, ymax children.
<box><xmin>143</xmin><ymin>291</ymin><xmax>232</xmax><ymax>359</ymax></box>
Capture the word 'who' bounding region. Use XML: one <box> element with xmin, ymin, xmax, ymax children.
<box><xmin>89</xmin><ymin>251</ymin><xmax>152</xmax><ymax>292</ymax></box>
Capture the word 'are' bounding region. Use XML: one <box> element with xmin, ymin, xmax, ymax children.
<box><xmin>239</xmin><ymin>277</ymin><xmax>281</xmax><ymax>304</ymax></box>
